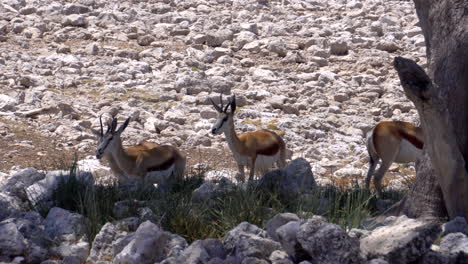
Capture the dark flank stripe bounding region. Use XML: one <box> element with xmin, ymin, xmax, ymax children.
<box><xmin>147</xmin><ymin>156</ymin><xmax>176</xmax><ymax>172</ymax></box>
<box><xmin>257</xmin><ymin>143</ymin><xmax>280</xmax><ymax>156</ymax></box>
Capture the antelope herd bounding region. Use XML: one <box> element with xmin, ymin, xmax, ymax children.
<box><xmin>95</xmin><ymin>94</ymin><xmax>424</xmax><ymax>195</ymax></box>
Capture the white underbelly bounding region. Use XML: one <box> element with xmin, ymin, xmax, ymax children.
<box><xmin>144</xmin><ymin>165</ymin><xmax>175</xmax><ymax>184</ymax></box>
<box><xmin>236</xmin><ymin>152</ymin><xmax>280</xmax><ymax>172</ymax></box>
<box><xmin>394</xmin><ymin>139</ymin><xmax>422</xmax><ymax>163</ymax></box>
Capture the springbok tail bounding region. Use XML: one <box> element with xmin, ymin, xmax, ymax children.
<box><xmin>173</xmin><ymin>154</ymin><xmax>186</xmax><ymax>181</ymax></box>
<box><xmin>365</xmin><ymin>130</ymin><xmax>378</xmax><ymax>189</ymax></box>
<box><xmin>278</xmin><ymin>145</ymin><xmax>287</xmax><ymax>168</ymax></box>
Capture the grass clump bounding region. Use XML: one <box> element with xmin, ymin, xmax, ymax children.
<box><xmin>46</xmin><ymin>166</ymin><xmax>404</xmax><ymax>244</ymax></box>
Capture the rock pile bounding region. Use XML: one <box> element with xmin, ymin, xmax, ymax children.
<box><xmin>0</xmin><ymin>0</ymin><xmax>425</xmax><ymax>188</ymax></box>
<box><xmin>0</xmin><ymin>166</ymin><xmax>467</xmax><ymax>263</ymax></box>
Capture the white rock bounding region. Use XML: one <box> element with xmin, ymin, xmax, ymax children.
<box><xmin>360</xmin><ymin>216</ymin><xmax>441</xmax><ymax>262</ymax></box>
<box><xmin>62</xmin><ymin>14</ymin><xmax>87</xmax><ymax>27</ymax></box>
<box><xmin>164</xmin><ymin>108</ymin><xmax>186</xmax><ymax>125</ymax></box>
<box><xmin>113</xmin><ymin>221</ymin><xmax>187</xmax><ymax>264</ymax></box>
<box><xmin>45</xmin><ymin>207</ymin><xmax>86</xmax><ymax>242</ymax></box>
<box><xmin>251</xmin><ymin>68</ymin><xmax>278</xmax><ymax>83</ymax></box>
<box><xmin>236</xmin><ymin>31</ymin><xmax>258</xmax><ymax>49</ymax></box>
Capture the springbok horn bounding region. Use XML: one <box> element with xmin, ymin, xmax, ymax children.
<box><xmin>223</xmin><ymin>101</ymin><xmax>230</xmax><ymax>113</ymax></box>
<box><xmin>99</xmin><ymin>115</ymin><xmax>103</xmax><ymax>137</ymax></box>
<box><xmin>219</xmin><ymin>94</ymin><xmax>224</xmax><ymax>112</ymax></box>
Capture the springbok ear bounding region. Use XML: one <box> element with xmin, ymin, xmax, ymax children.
<box><xmin>116</xmin><ymin>117</ymin><xmax>131</xmax><ymax>135</ymax></box>
<box><xmin>209</xmin><ymin>97</ymin><xmax>222</xmax><ymax>113</ymax></box>
<box><xmin>229</xmin><ymin>95</ymin><xmax>236</xmax><ymax>114</ymax></box>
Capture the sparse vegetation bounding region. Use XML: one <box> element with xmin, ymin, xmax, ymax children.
<box><xmin>266</xmin><ymin>122</ymin><xmax>286</xmax><ymax>135</ymax></box>
<box><xmin>81</xmin><ymin>79</ymin><xmax>105</xmax><ymax>87</ymax></box>
<box><xmin>242</xmin><ymin>119</ymin><xmax>263</xmax><ymax>127</ymax></box>
<box><xmin>45</xmin><ymin>163</ymin><xmax>404</xmax><ymax>244</ymax></box>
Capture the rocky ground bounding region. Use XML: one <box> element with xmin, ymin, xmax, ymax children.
<box><xmin>0</xmin><ymin>0</ymin><xmax>426</xmax><ymax>187</ymax></box>
<box><xmin>1</xmin><ymin>163</ymin><xmax>468</xmax><ymax>263</ymax></box>
<box><xmin>2</xmin><ymin>1</ymin><xmax>467</xmax><ymax>263</ymax></box>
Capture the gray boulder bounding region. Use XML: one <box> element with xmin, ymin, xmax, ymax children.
<box><xmin>439</xmin><ymin>232</ymin><xmax>468</xmax><ymax>263</ymax></box>
<box><xmin>45</xmin><ymin>207</ymin><xmax>87</xmax><ymax>242</ymax></box>
<box><xmin>259</xmin><ymin>158</ymin><xmax>316</xmax><ymax>199</ymax></box>
<box><xmin>329</xmin><ymin>39</ymin><xmax>349</xmax><ymax>55</ymax></box>
<box><xmin>267</xmin><ymin>39</ymin><xmax>287</xmax><ymax>57</ymax></box>
<box><xmin>62</xmin><ymin>14</ymin><xmax>88</xmax><ymax>27</ymax></box>
<box><xmin>113</xmin><ymin>221</ymin><xmax>187</xmax><ymax>264</ymax></box>
<box><xmin>192</xmin><ymin>178</ymin><xmax>234</xmax><ymax>202</ymax></box>
<box><xmin>206</xmin><ymin>29</ymin><xmax>234</xmax><ymax>47</ymax></box>
<box><xmin>87</xmin><ymin>220</ymin><xmax>141</xmax><ymax>264</ymax></box>
<box><xmin>360</xmin><ymin>216</ymin><xmax>441</xmax><ymax>264</ymax></box>
<box><xmin>0</xmin><ymin>211</ymin><xmax>51</xmax><ymax>263</ymax></box>
<box><xmin>53</xmin><ymin>239</ymin><xmax>90</xmax><ymax>263</ymax></box>
<box><xmin>1</xmin><ymin>168</ymin><xmax>45</xmax><ymax>201</ymax></box>
<box><xmin>26</xmin><ymin>170</ymin><xmax>93</xmax><ymax>208</ymax></box>
<box><xmin>0</xmin><ymin>192</ymin><xmax>23</xmax><ymax>221</ymax></box>
<box><xmin>417</xmin><ymin>250</ymin><xmax>450</xmax><ymax>264</ymax></box>
<box><xmin>87</xmin><ymin>223</ymin><xmax>120</xmax><ymax>263</ymax></box>
<box><xmin>442</xmin><ymin>217</ymin><xmax>468</xmax><ymax>236</ymax></box>
<box><xmin>224</xmin><ymin>222</ymin><xmax>269</xmax><ymax>252</ymax></box>
<box><xmin>0</xmin><ymin>221</ymin><xmax>27</xmax><ymax>261</ymax></box>
<box><xmin>44</xmin><ymin>207</ymin><xmax>90</xmax><ymax>263</ymax></box>
<box><xmin>297</xmin><ymin>218</ymin><xmax>362</xmax><ymax>264</ymax></box>
<box><xmin>266</xmin><ymin>213</ymin><xmax>300</xmax><ymax>241</ymax></box>
<box><xmin>62</xmin><ymin>3</ymin><xmax>90</xmax><ymax>15</ymax></box>
<box><xmin>174</xmin><ymin>238</ymin><xmax>226</xmax><ymax>263</ymax></box>
<box><xmin>276</xmin><ymin>220</ymin><xmax>309</xmax><ymax>261</ymax></box>
<box><xmin>269</xmin><ymin>250</ymin><xmax>294</xmax><ymax>264</ymax></box>
<box><xmin>233</xmin><ymin>232</ymin><xmax>282</xmax><ymax>261</ymax></box>
<box><xmin>224</xmin><ymin>222</ymin><xmax>281</xmax><ymax>262</ymax></box>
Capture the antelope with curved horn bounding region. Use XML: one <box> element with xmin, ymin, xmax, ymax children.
<box><xmin>96</xmin><ymin>116</ymin><xmax>186</xmax><ymax>187</ymax></box>
<box><xmin>365</xmin><ymin>121</ymin><xmax>424</xmax><ymax>196</ymax></box>
<box><xmin>210</xmin><ymin>95</ymin><xmax>287</xmax><ymax>182</ymax></box>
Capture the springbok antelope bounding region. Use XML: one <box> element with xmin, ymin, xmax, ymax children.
<box><xmin>210</xmin><ymin>95</ymin><xmax>287</xmax><ymax>182</ymax></box>
<box><xmin>365</xmin><ymin>121</ymin><xmax>424</xmax><ymax>196</ymax></box>
<box><xmin>96</xmin><ymin>116</ymin><xmax>186</xmax><ymax>187</ymax></box>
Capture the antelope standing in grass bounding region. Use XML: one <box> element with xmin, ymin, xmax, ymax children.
<box><xmin>96</xmin><ymin>116</ymin><xmax>186</xmax><ymax>187</ymax></box>
<box><xmin>210</xmin><ymin>95</ymin><xmax>287</xmax><ymax>182</ymax></box>
<box><xmin>365</xmin><ymin>121</ymin><xmax>424</xmax><ymax>196</ymax></box>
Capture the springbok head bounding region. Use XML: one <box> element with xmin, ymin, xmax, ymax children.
<box><xmin>210</xmin><ymin>94</ymin><xmax>236</xmax><ymax>135</ymax></box>
<box><xmin>96</xmin><ymin>116</ymin><xmax>130</xmax><ymax>159</ymax></box>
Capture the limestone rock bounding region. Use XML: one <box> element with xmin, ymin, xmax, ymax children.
<box><xmin>360</xmin><ymin>216</ymin><xmax>441</xmax><ymax>263</ymax></box>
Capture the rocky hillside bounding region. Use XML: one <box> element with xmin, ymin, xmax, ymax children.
<box><xmin>0</xmin><ymin>0</ymin><xmax>425</xmax><ymax>185</ymax></box>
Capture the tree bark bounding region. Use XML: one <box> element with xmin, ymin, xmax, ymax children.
<box><xmin>390</xmin><ymin>0</ymin><xmax>468</xmax><ymax>219</ymax></box>
<box><xmin>388</xmin><ymin>152</ymin><xmax>446</xmax><ymax>218</ymax></box>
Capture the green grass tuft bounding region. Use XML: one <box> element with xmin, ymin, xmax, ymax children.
<box><xmin>44</xmin><ymin>168</ymin><xmax>404</xmax><ymax>243</ymax></box>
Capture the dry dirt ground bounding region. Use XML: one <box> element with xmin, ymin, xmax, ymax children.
<box><xmin>0</xmin><ymin>116</ymin><xmax>80</xmax><ymax>171</ymax></box>
<box><xmin>0</xmin><ymin>116</ymin><xmax>413</xmax><ymax>191</ymax></box>
<box><xmin>0</xmin><ymin>115</ymin><xmax>238</xmax><ymax>173</ymax></box>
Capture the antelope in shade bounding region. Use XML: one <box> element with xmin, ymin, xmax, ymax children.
<box><xmin>210</xmin><ymin>95</ymin><xmax>287</xmax><ymax>182</ymax></box>
<box><xmin>95</xmin><ymin>116</ymin><xmax>186</xmax><ymax>186</ymax></box>
<box><xmin>365</xmin><ymin>121</ymin><xmax>424</xmax><ymax>196</ymax></box>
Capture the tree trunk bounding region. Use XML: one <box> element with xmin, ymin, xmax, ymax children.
<box><xmin>390</xmin><ymin>0</ymin><xmax>468</xmax><ymax>219</ymax></box>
